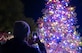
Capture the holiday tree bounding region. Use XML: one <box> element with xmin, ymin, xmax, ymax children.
<box><xmin>38</xmin><ymin>0</ymin><xmax>81</xmax><ymax>53</ymax></box>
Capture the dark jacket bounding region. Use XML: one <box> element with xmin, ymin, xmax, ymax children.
<box><xmin>38</xmin><ymin>42</ymin><xmax>47</xmax><ymax>53</ymax></box>
<box><xmin>1</xmin><ymin>38</ymin><xmax>39</xmax><ymax>53</ymax></box>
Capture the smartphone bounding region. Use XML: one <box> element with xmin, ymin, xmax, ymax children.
<box><xmin>32</xmin><ymin>32</ymin><xmax>38</xmax><ymax>39</ymax></box>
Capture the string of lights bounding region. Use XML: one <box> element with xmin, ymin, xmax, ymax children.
<box><xmin>38</xmin><ymin>0</ymin><xmax>81</xmax><ymax>53</ymax></box>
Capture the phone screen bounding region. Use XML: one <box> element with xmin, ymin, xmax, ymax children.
<box><xmin>33</xmin><ymin>32</ymin><xmax>37</xmax><ymax>39</ymax></box>
<box><xmin>33</xmin><ymin>35</ymin><xmax>37</xmax><ymax>39</ymax></box>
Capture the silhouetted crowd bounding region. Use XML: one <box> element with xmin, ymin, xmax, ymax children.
<box><xmin>0</xmin><ymin>21</ymin><xmax>47</xmax><ymax>53</ymax></box>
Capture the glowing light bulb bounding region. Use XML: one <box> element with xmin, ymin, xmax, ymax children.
<box><xmin>61</xmin><ymin>18</ymin><xmax>66</xmax><ymax>21</ymax></box>
<box><xmin>40</xmin><ymin>39</ymin><xmax>44</xmax><ymax>43</ymax></box>
<box><xmin>79</xmin><ymin>42</ymin><xmax>82</xmax><ymax>46</ymax></box>
<box><xmin>62</xmin><ymin>11</ymin><xmax>65</xmax><ymax>14</ymax></box>
<box><xmin>49</xmin><ymin>10</ymin><xmax>54</xmax><ymax>14</ymax></box>
<box><xmin>49</xmin><ymin>0</ymin><xmax>52</xmax><ymax>2</ymax></box>
<box><xmin>65</xmin><ymin>3</ymin><xmax>68</xmax><ymax>6</ymax></box>
<box><xmin>58</xmin><ymin>4</ymin><xmax>62</xmax><ymax>7</ymax></box>
<box><xmin>70</xmin><ymin>7</ymin><xmax>74</xmax><ymax>10</ymax></box>
<box><xmin>57</xmin><ymin>37</ymin><xmax>59</xmax><ymax>39</ymax></box>
<box><xmin>68</xmin><ymin>14</ymin><xmax>71</xmax><ymax>17</ymax></box>
<box><xmin>51</xmin><ymin>23</ymin><xmax>54</xmax><ymax>26</ymax></box>
<box><xmin>68</xmin><ymin>7</ymin><xmax>74</xmax><ymax>11</ymax></box>
<box><xmin>74</xmin><ymin>31</ymin><xmax>77</xmax><ymax>35</ymax></box>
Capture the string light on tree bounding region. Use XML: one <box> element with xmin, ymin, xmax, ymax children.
<box><xmin>38</xmin><ymin>0</ymin><xmax>81</xmax><ymax>53</ymax></box>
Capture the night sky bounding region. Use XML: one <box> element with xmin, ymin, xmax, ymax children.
<box><xmin>22</xmin><ymin>0</ymin><xmax>82</xmax><ymax>35</ymax></box>
<box><xmin>22</xmin><ymin>0</ymin><xmax>45</xmax><ymax>20</ymax></box>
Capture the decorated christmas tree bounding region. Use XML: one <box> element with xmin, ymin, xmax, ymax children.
<box><xmin>38</xmin><ymin>0</ymin><xmax>81</xmax><ymax>53</ymax></box>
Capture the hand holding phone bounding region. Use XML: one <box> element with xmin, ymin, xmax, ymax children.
<box><xmin>32</xmin><ymin>32</ymin><xmax>38</xmax><ymax>39</ymax></box>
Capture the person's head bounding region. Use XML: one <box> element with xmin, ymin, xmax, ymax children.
<box><xmin>13</xmin><ymin>21</ymin><xmax>30</xmax><ymax>40</ymax></box>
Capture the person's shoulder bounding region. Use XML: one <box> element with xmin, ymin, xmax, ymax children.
<box><xmin>1</xmin><ymin>39</ymin><xmax>13</xmax><ymax>49</ymax></box>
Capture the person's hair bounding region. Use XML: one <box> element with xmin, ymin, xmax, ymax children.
<box><xmin>13</xmin><ymin>21</ymin><xmax>30</xmax><ymax>40</ymax></box>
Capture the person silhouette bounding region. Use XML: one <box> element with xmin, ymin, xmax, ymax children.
<box><xmin>30</xmin><ymin>32</ymin><xmax>47</xmax><ymax>53</ymax></box>
<box><xmin>1</xmin><ymin>21</ymin><xmax>39</xmax><ymax>53</ymax></box>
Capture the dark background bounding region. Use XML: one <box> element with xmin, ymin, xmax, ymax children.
<box><xmin>22</xmin><ymin>0</ymin><xmax>82</xmax><ymax>36</ymax></box>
